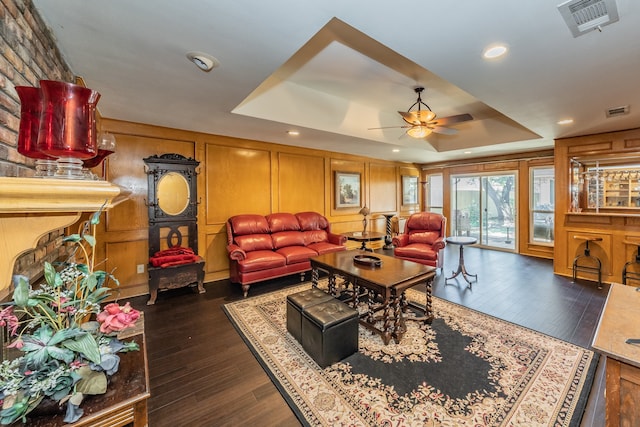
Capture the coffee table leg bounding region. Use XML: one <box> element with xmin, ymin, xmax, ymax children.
<box><xmin>382</xmin><ymin>299</ymin><xmax>393</xmax><ymax>345</ymax></box>
<box><xmin>425</xmin><ymin>276</ymin><xmax>434</xmax><ymax>324</ymax></box>
<box><xmin>311</xmin><ymin>267</ymin><xmax>319</xmax><ymax>288</ymax></box>
<box><xmin>366</xmin><ymin>289</ymin><xmax>375</xmax><ymax>324</ymax></box>
<box><xmin>391</xmin><ymin>289</ymin><xmax>406</xmax><ymax>344</ymax></box>
<box><xmin>328</xmin><ymin>272</ymin><xmax>337</xmax><ymax>296</ymax></box>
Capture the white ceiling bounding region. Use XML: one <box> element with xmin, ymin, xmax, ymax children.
<box><xmin>32</xmin><ymin>0</ymin><xmax>640</xmax><ymax>164</ymax></box>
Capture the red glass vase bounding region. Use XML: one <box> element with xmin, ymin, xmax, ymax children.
<box><xmin>15</xmin><ymin>86</ymin><xmax>57</xmax><ymax>176</ymax></box>
<box><xmin>37</xmin><ymin>80</ymin><xmax>101</xmax><ymax>179</ymax></box>
<box><xmin>82</xmin><ymin>132</ymin><xmax>116</xmax><ymax>170</ymax></box>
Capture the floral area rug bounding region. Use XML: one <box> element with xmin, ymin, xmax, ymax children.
<box><xmin>223</xmin><ymin>281</ymin><xmax>598</xmax><ymax>426</ymax></box>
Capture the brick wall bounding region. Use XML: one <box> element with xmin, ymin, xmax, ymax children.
<box><xmin>0</xmin><ymin>0</ymin><xmax>73</xmax><ymax>176</ymax></box>
<box><xmin>0</xmin><ymin>0</ymin><xmax>75</xmax><ymax>284</ymax></box>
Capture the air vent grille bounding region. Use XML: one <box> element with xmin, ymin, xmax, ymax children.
<box><xmin>558</xmin><ymin>0</ymin><xmax>619</xmax><ymax>37</ymax></box>
<box><xmin>606</xmin><ymin>105</ymin><xmax>630</xmax><ymax>118</ymax></box>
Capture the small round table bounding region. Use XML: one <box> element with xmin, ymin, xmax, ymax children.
<box><xmin>343</xmin><ymin>231</ymin><xmax>386</xmax><ymax>252</ymax></box>
<box><xmin>445</xmin><ymin>236</ymin><xmax>478</xmax><ymax>287</ymax></box>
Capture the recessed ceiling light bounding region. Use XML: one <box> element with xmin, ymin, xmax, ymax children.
<box><xmin>392</xmin><ymin>149</ymin><xmax>400</xmax><ymax>153</ymax></box>
<box><xmin>464</xmin><ymin>151</ymin><xmax>472</xmax><ymax>154</ymax></box>
<box><xmin>557</xmin><ymin>119</ymin><xmax>574</xmax><ymax>125</ymax></box>
<box><xmin>186</xmin><ymin>51</ymin><xmax>220</xmax><ymax>72</ymax></box>
<box><xmin>287</xmin><ymin>130</ymin><xmax>299</xmax><ymax>136</ymax></box>
<box><xmin>483</xmin><ymin>44</ymin><xmax>508</xmax><ymax>59</ymax></box>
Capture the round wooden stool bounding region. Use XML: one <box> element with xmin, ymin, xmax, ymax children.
<box><xmin>572</xmin><ymin>235</ymin><xmax>603</xmax><ymax>289</ymax></box>
<box><xmin>622</xmin><ymin>240</ymin><xmax>640</xmax><ymax>285</ymax></box>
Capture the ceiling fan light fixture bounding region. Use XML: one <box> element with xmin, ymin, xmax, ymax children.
<box><xmin>413</xmin><ymin>110</ymin><xmax>436</xmax><ymax>123</ymax></box>
<box><xmin>407</xmin><ymin>126</ymin><xmax>432</xmax><ymax>139</ymax></box>
<box><xmin>402</xmin><ymin>87</ymin><xmax>436</xmax><ymax>125</ymax></box>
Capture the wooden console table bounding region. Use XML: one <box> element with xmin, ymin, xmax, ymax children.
<box><xmin>592</xmin><ymin>283</ymin><xmax>640</xmax><ymax>425</ymax></box>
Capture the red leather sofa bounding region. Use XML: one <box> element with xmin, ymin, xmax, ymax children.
<box><xmin>393</xmin><ymin>212</ymin><xmax>447</xmax><ymax>270</ymax></box>
<box><xmin>226</xmin><ymin>212</ymin><xmax>346</xmax><ymax>297</ymax></box>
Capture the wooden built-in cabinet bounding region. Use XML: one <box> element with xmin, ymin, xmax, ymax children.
<box><xmin>555</xmin><ymin>127</ymin><xmax>640</xmax><ymax>285</ymax></box>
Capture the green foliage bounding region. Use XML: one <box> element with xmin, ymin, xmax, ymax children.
<box><xmin>0</xmin><ymin>208</ymin><xmax>139</xmax><ymax>425</ymax></box>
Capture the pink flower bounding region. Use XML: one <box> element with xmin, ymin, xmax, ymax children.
<box><xmin>97</xmin><ymin>302</ymin><xmax>140</xmax><ymax>334</ymax></box>
<box><xmin>0</xmin><ymin>306</ymin><xmax>20</xmax><ymax>336</ymax></box>
<box><xmin>7</xmin><ymin>338</ymin><xmax>23</xmax><ymax>349</ymax></box>
<box><xmin>52</xmin><ymin>297</ymin><xmax>77</xmax><ymax>313</ymax></box>
<box><xmin>69</xmin><ymin>360</ymin><xmax>86</xmax><ymax>370</ymax></box>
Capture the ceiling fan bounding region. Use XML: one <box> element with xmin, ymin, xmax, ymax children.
<box><xmin>369</xmin><ymin>87</ymin><xmax>473</xmax><ymax>138</ymax></box>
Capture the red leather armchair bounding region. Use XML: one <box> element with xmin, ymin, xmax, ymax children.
<box><xmin>393</xmin><ymin>212</ymin><xmax>446</xmax><ymax>270</ymax></box>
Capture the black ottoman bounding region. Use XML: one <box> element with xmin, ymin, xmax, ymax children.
<box><xmin>301</xmin><ymin>299</ymin><xmax>359</xmax><ymax>368</ymax></box>
<box><xmin>286</xmin><ymin>288</ymin><xmax>334</xmax><ymax>343</ymax></box>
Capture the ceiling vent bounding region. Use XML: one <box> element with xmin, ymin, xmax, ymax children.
<box><xmin>605</xmin><ymin>105</ymin><xmax>630</xmax><ymax>118</ymax></box>
<box><xmin>557</xmin><ymin>0</ymin><xmax>620</xmax><ymax>37</ymax></box>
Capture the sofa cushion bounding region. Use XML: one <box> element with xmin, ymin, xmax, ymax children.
<box><xmin>272</xmin><ymin>231</ymin><xmax>305</xmax><ymax>249</ymax></box>
<box><xmin>267</xmin><ymin>213</ymin><xmax>300</xmax><ymax>233</ymax></box>
<box><xmin>296</xmin><ymin>211</ymin><xmax>329</xmax><ymax>231</ymax></box>
<box><xmin>307</xmin><ymin>241</ymin><xmax>344</xmax><ymax>255</ymax></box>
<box><xmin>236</xmin><ymin>250</ymin><xmax>286</xmax><ymax>273</ymax></box>
<box><xmin>230</xmin><ymin>214</ymin><xmax>270</xmax><ymax>236</ymax></box>
<box><xmin>235</xmin><ymin>234</ymin><xmax>273</xmax><ymax>252</ymax></box>
<box><xmin>408</xmin><ymin>230</ymin><xmax>441</xmax><ymax>245</ymax></box>
<box><xmin>275</xmin><ymin>246</ymin><xmax>318</xmax><ymax>264</ymax></box>
<box><xmin>302</xmin><ymin>229</ymin><xmax>328</xmax><ymax>245</ymax></box>
<box><xmin>394</xmin><ymin>244</ymin><xmax>438</xmax><ymax>261</ymax></box>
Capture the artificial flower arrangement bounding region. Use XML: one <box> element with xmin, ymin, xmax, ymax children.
<box><xmin>0</xmin><ymin>209</ymin><xmax>141</xmax><ymax>425</ymax></box>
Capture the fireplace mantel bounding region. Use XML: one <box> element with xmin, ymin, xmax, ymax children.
<box><xmin>0</xmin><ymin>177</ymin><xmax>128</xmax><ymax>300</ymax></box>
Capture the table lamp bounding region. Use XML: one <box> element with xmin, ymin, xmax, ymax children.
<box><xmin>359</xmin><ymin>206</ymin><xmax>370</xmax><ymax>235</ymax></box>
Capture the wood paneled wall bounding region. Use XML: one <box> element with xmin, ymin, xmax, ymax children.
<box><xmin>97</xmin><ymin>119</ymin><xmax>417</xmax><ymax>298</ymax></box>
<box><xmin>554</xmin><ymin>127</ymin><xmax>640</xmax><ymax>284</ymax></box>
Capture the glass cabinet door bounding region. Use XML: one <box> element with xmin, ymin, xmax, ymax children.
<box><xmin>573</xmin><ymin>159</ymin><xmax>640</xmax><ymax>211</ymax></box>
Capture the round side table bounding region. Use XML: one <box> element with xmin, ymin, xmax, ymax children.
<box><xmin>445</xmin><ymin>236</ymin><xmax>478</xmax><ymax>288</ymax></box>
<box><xmin>343</xmin><ymin>231</ymin><xmax>386</xmax><ymax>252</ymax></box>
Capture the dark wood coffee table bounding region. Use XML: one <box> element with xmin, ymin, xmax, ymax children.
<box><xmin>310</xmin><ymin>250</ymin><xmax>436</xmax><ymax>345</ymax></box>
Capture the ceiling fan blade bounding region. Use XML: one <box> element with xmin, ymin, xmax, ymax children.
<box><xmin>430</xmin><ymin>126</ymin><xmax>458</xmax><ymax>135</ymax></box>
<box><xmin>368</xmin><ymin>125</ymin><xmax>410</xmax><ymax>130</ymax></box>
<box><xmin>430</xmin><ymin>113</ymin><xmax>473</xmax><ymax>126</ymax></box>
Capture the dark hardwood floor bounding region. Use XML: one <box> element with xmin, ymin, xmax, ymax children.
<box><xmin>125</xmin><ymin>245</ymin><xmax>609</xmax><ymax>427</ymax></box>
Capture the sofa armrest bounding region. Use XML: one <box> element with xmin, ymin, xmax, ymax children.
<box><xmin>226</xmin><ymin>244</ymin><xmax>246</xmax><ymax>261</ymax></box>
<box><xmin>432</xmin><ymin>236</ymin><xmax>446</xmax><ymax>251</ymax></box>
<box><xmin>393</xmin><ymin>234</ymin><xmax>409</xmax><ymax>247</ymax></box>
<box><xmin>327</xmin><ymin>232</ymin><xmax>347</xmax><ymax>246</ymax></box>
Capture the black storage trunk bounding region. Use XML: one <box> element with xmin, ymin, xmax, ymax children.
<box><xmin>301</xmin><ymin>299</ymin><xmax>358</xmax><ymax>368</ymax></box>
<box><xmin>286</xmin><ymin>288</ymin><xmax>334</xmax><ymax>343</ymax></box>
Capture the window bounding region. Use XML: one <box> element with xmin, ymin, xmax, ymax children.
<box><xmin>530</xmin><ymin>167</ymin><xmax>555</xmax><ymax>244</ymax></box>
<box><xmin>426</xmin><ymin>174</ymin><xmax>443</xmax><ymax>214</ymax></box>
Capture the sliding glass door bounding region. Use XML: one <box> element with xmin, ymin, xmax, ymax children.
<box><xmin>450</xmin><ymin>173</ymin><xmax>517</xmax><ymax>251</ymax></box>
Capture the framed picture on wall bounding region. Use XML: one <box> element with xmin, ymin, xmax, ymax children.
<box><xmin>402</xmin><ymin>175</ymin><xmax>419</xmax><ymax>206</ymax></box>
<box><xmin>335</xmin><ymin>171</ymin><xmax>361</xmax><ymax>208</ymax></box>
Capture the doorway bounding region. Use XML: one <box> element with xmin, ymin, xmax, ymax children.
<box><xmin>450</xmin><ymin>173</ymin><xmax>517</xmax><ymax>251</ymax></box>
